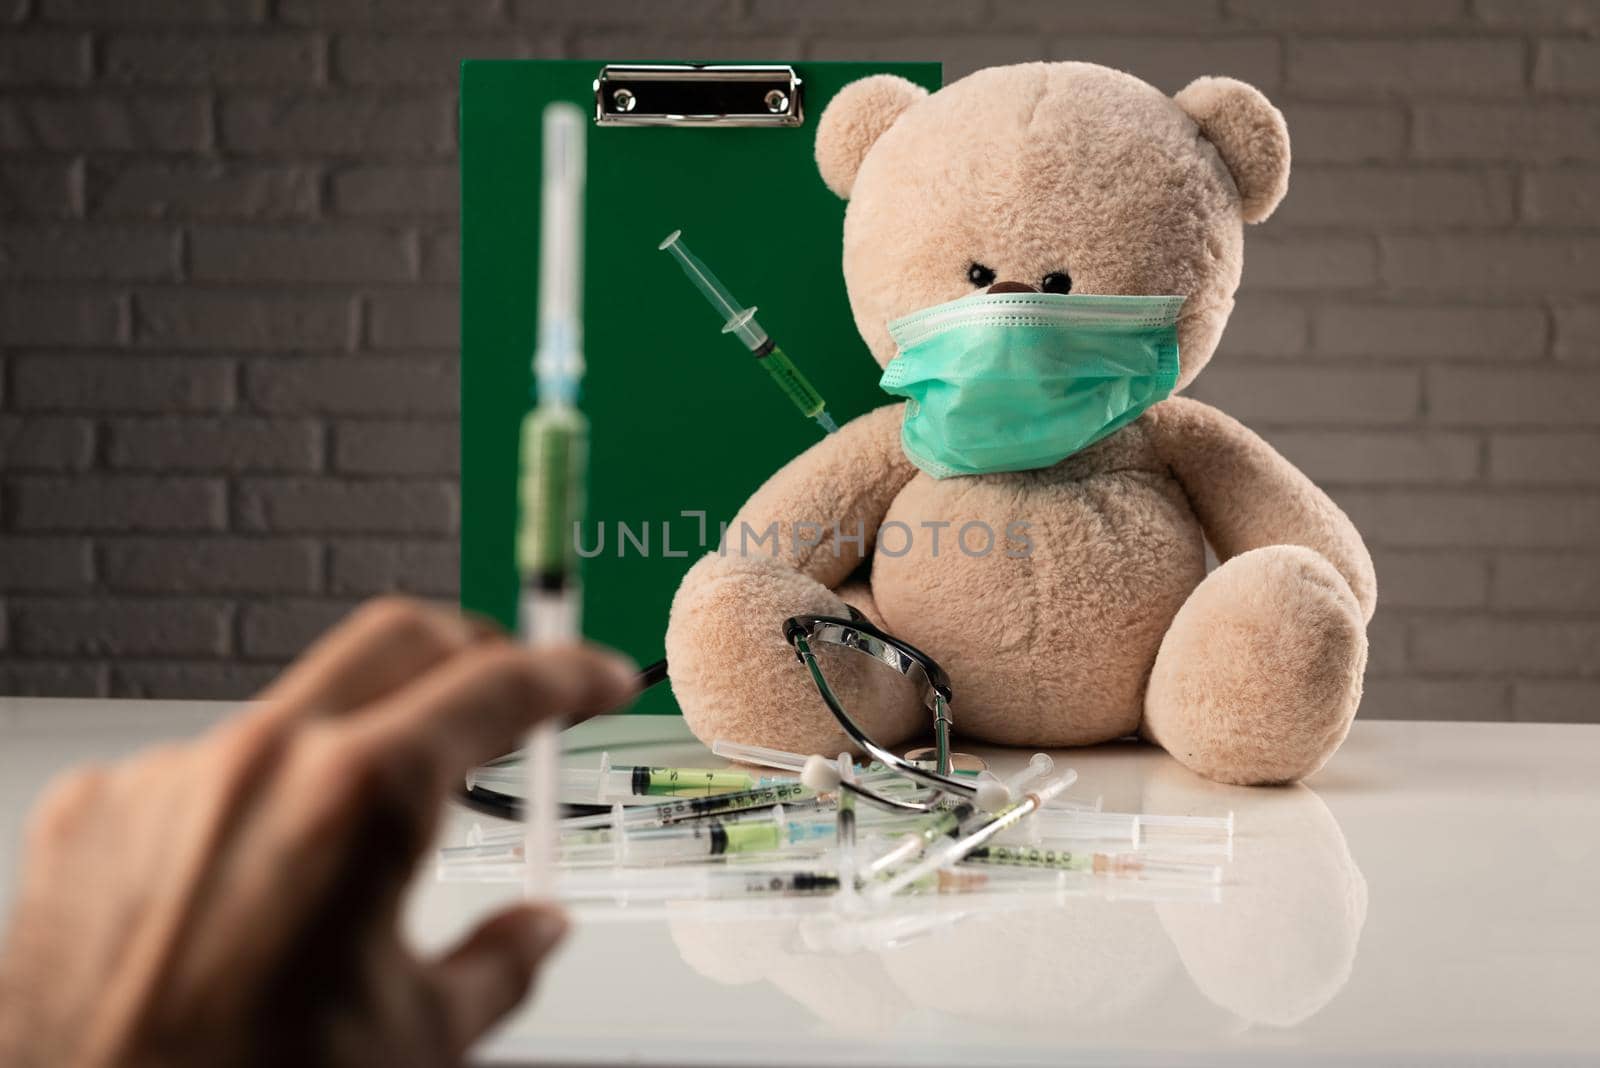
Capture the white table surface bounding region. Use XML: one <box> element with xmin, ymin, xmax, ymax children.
<box><xmin>2</xmin><ymin>699</ymin><xmax>1597</xmax><ymax>1065</ymax></box>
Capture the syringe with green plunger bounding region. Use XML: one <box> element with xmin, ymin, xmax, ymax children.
<box><xmin>659</xmin><ymin>229</ymin><xmax>840</xmax><ymax>434</ymax></box>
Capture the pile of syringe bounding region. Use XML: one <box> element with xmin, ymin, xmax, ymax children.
<box><xmin>437</xmin><ymin>741</ymin><xmax>1233</xmax><ymax>909</ymax></box>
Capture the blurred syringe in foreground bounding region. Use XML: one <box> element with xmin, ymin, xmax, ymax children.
<box><xmin>519</xmin><ymin>102</ymin><xmax>588</xmax><ymax>898</ymax></box>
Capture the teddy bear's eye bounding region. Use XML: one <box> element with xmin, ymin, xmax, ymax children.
<box><xmin>967</xmin><ymin>262</ymin><xmax>997</xmax><ymax>288</ymax></box>
<box><xmin>1040</xmin><ymin>271</ymin><xmax>1073</xmax><ymax>294</ymax></box>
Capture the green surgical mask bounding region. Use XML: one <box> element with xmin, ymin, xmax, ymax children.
<box><xmin>879</xmin><ymin>293</ymin><xmax>1185</xmax><ymax>479</ymax></box>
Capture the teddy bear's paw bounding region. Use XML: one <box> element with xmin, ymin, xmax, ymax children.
<box><xmin>1142</xmin><ymin>545</ymin><xmax>1368</xmax><ymax>786</ymax></box>
<box><xmin>664</xmin><ymin>554</ymin><xmax>924</xmax><ymax>759</ymax></box>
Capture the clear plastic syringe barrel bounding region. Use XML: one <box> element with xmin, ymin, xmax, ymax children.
<box><xmin>963</xmin><ymin>845</ymin><xmax>1222</xmax><ymax>884</ymax></box>
<box><xmin>556</xmin><ymin>866</ymin><xmax>977</xmax><ymax>900</ymax></box>
<box><xmin>470</xmin><ymin>790</ymin><xmax>827</xmax><ymax>849</ymax></box>
<box><xmin>535</xmin><ymin>103</ymin><xmax>585</xmax><ymax>404</ymax></box>
<box><xmin>439</xmin><ymin>829</ymin><xmax>617</xmax><ymax>868</ymax></box>
<box><xmin>476</xmin><ymin>765</ymin><xmax>762</xmax><ymax>802</ymax></box>
<box><xmin>713</xmin><ymin>738</ymin><xmax>830</xmax><ymax>774</ymax></box>
<box><xmin>471</xmin><ymin>755</ymin><xmax>763</xmax><ymax>801</ymax></box>
<box><xmin>871</xmin><ymin>775</ymin><xmax>1074</xmax><ymax>900</ymax></box>
<box><xmin>557</xmin><ymin>868</ymin><xmax>843</xmax><ymax>901</ymax></box>
<box><xmin>1138</xmin><ymin>811</ymin><xmax>1235</xmax><ymax>842</ymax></box>
<box><xmin>863</xmin><ymin>755</ymin><xmax>1054</xmax><ymax>878</ymax></box>
<box><xmin>1012</xmin><ymin>810</ymin><xmax>1141</xmax><ymax>847</ymax></box>
<box><xmin>1015</xmin><ymin>810</ymin><xmax>1233</xmax><ymax>852</ymax></box>
<box><xmin>954</xmin><ymin>863</ymin><xmax>1224</xmax><ymax>905</ymax></box>
<box><xmin>552</xmin><ymin>766</ymin><xmax>928</xmax><ymax>835</ymax></box>
<box><xmin>659</xmin><ymin>230</ymin><xmax>766</xmax><ymax>350</ymax></box>
<box><xmin>713</xmin><ymin>739</ymin><xmax>887</xmax><ymax>777</ymax></box>
<box><xmin>622</xmin><ymin>817</ymin><xmax>833</xmax><ymax>864</ymax></box>
<box><xmin>441</xmin><ymin>816</ymin><xmax>835</xmax><ymax>868</ymax></box>
<box><xmin>557</xmin><ymin>780</ymin><xmax>817</xmax><ymax>831</ymax></box>
<box><xmin>861</xmin><ymin>807</ymin><xmax>960</xmax><ymax>880</ymax></box>
<box><xmin>438</xmin><ymin>863</ymin><xmax>844</xmax><ymax>896</ymax></box>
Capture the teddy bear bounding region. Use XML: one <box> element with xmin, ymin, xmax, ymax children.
<box><xmin>664</xmin><ymin>61</ymin><xmax>1376</xmax><ymax>786</ymax></box>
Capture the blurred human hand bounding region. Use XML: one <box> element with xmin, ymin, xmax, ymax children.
<box><xmin>0</xmin><ymin>598</ymin><xmax>637</xmax><ymax>1068</ymax></box>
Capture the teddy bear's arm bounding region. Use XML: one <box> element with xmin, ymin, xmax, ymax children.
<box><xmin>665</xmin><ymin>402</ymin><xmax>926</xmax><ymax>756</ymax></box>
<box><xmin>1147</xmin><ymin>396</ymin><xmax>1377</xmax><ymax>622</ymax></box>
<box><xmin>722</xmin><ymin>402</ymin><xmax>918</xmax><ymax>589</ymax></box>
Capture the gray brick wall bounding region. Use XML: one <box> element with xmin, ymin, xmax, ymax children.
<box><xmin>1</xmin><ymin>0</ymin><xmax>1597</xmax><ymax>724</ymax></box>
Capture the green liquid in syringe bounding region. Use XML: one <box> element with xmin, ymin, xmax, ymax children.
<box><xmin>755</xmin><ymin>341</ymin><xmax>825</xmax><ymax>419</ymax></box>
<box><xmin>517</xmin><ymin>404</ymin><xmax>586</xmax><ymax>580</ymax></box>
<box><xmin>637</xmin><ymin>767</ymin><xmax>759</xmax><ymax>797</ymax></box>
<box><xmin>967</xmin><ymin>845</ymin><xmax>1098</xmax><ymax>871</ymax></box>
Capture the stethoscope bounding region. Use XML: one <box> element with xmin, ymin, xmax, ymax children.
<box><xmin>455</xmin><ymin>657</ymin><xmax>669</xmax><ymax>821</ymax></box>
<box><xmin>458</xmin><ymin>612</ymin><xmax>978</xmax><ymax>820</ymax></box>
<box><xmin>783</xmin><ymin>613</ymin><xmax>981</xmax><ymax>813</ymax></box>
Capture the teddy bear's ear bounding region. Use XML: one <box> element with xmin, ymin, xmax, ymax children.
<box><xmin>1174</xmin><ymin>76</ymin><xmax>1290</xmax><ymax>224</ymax></box>
<box><xmin>815</xmin><ymin>74</ymin><xmax>929</xmax><ymax>199</ymax></box>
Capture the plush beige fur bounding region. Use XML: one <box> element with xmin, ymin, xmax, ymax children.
<box><xmin>664</xmin><ymin>61</ymin><xmax>1375</xmax><ymax>785</ymax></box>
<box><xmin>814</xmin><ymin>74</ymin><xmax>928</xmax><ymax>199</ymax></box>
<box><xmin>1172</xmin><ymin>77</ymin><xmax>1291</xmax><ymax>225</ymax></box>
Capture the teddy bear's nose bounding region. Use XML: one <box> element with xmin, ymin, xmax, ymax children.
<box><xmin>987</xmin><ymin>281</ymin><xmax>1037</xmax><ymax>295</ymax></box>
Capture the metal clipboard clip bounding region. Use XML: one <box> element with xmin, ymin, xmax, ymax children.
<box><xmin>594</xmin><ymin>64</ymin><xmax>803</xmax><ymax>127</ymax></box>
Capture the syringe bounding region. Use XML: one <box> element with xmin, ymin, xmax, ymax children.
<box><xmin>870</xmin><ymin>774</ymin><xmax>1077</xmax><ymax>901</ymax></box>
<box><xmin>551</xmin><ymin>762</ymin><xmax>939</xmax><ymax>835</ymax></box>
<box><xmin>712</xmin><ymin>738</ymin><xmax>884</xmax><ymax>776</ymax></box>
<box><xmin>469</xmin><ymin>750</ymin><xmax>792</xmax><ymax>803</ymax></box>
<box><xmin>832</xmin><ymin>754</ymin><xmax>859</xmax><ymax>892</ymax></box>
<box><xmin>441</xmin><ymin>806</ymin><xmax>837</xmax><ymax>868</ymax></box>
<box><xmin>962</xmin><ymin>845</ymin><xmax>1222</xmax><ymax>884</ymax></box>
<box><xmin>519</xmin><ymin>102</ymin><xmax>588</xmax><ymax>899</ymax></box>
<box><xmin>558</xmin><ymin>780</ymin><xmax>820</xmax><ymax>831</ymax></box>
<box><xmin>1016</xmin><ymin>808</ymin><xmax>1236</xmax><ymax>855</ymax></box>
<box><xmin>947</xmin><ymin>863</ymin><xmax>1225</xmax><ymax>905</ymax></box>
<box><xmin>440</xmin><ymin>863</ymin><xmax>993</xmax><ymax>900</ymax></box>
<box><xmin>561</xmin><ymin>868</ymin><xmax>848</xmax><ymax>901</ymax></box>
<box><xmin>859</xmin><ymin>755</ymin><xmax>1062</xmax><ymax>879</ymax></box>
<box><xmin>659</xmin><ymin>229</ymin><xmax>840</xmax><ymax>434</ymax></box>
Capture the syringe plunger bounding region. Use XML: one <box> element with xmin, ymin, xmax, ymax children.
<box><xmin>659</xmin><ymin>229</ymin><xmax>767</xmax><ymax>349</ymax></box>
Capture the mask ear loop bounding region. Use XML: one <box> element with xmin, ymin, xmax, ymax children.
<box><xmin>786</xmin><ymin>620</ymin><xmax>978</xmax><ymax>808</ymax></box>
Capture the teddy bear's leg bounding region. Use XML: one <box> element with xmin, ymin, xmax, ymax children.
<box><xmin>833</xmin><ymin>576</ymin><xmax>886</xmax><ymax>627</ymax></box>
<box><xmin>1142</xmin><ymin>545</ymin><xmax>1367</xmax><ymax>786</ymax></box>
<box><xmin>665</xmin><ymin>554</ymin><xmax>925</xmax><ymax>758</ymax></box>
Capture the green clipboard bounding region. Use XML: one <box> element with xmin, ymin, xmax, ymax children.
<box><xmin>460</xmin><ymin>60</ymin><xmax>943</xmax><ymax>715</ymax></box>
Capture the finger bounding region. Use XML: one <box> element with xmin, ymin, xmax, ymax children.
<box><xmin>350</xmin><ymin>642</ymin><xmax>639</xmax><ymax>795</ymax></box>
<box><xmin>22</xmin><ymin>764</ymin><xmax>108</xmax><ymax>851</ymax></box>
<box><xmin>177</xmin><ymin>643</ymin><xmax>632</xmax><ymax>978</ymax></box>
<box><xmin>432</xmin><ymin>904</ymin><xmax>568</xmax><ymax>1055</ymax></box>
<box><xmin>251</xmin><ymin>597</ymin><xmax>490</xmax><ymax>724</ymax></box>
